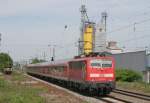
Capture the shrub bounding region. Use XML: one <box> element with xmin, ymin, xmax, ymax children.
<box><xmin>0</xmin><ymin>53</ymin><xmax>13</xmax><ymax>72</ymax></box>
<box><xmin>115</xmin><ymin>68</ymin><xmax>142</xmax><ymax>82</ymax></box>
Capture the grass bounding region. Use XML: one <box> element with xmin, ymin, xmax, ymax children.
<box><xmin>0</xmin><ymin>71</ymin><xmax>89</xmax><ymax>103</ymax></box>
<box><xmin>116</xmin><ymin>81</ymin><xmax>150</xmax><ymax>94</ymax></box>
<box><xmin>0</xmin><ymin>72</ymin><xmax>45</xmax><ymax>103</ymax></box>
<box><xmin>11</xmin><ymin>71</ymin><xmax>25</xmax><ymax>81</ymax></box>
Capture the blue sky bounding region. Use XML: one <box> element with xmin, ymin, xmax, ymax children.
<box><xmin>0</xmin><ymin>0</ymin><xmax>150</xmax><ymax>61</ymax></box>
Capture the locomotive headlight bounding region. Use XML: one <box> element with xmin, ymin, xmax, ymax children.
<box><xmin>90</xmin><ymin>73</ymin><xmax>113</xmax><ymax>77</ymax></box>
<box><xmin>104</xmin><ymin>74</ymin><xmax>113</xmax><ymax>77</ymax></box>
<box><xmin>90</xmin><ymin>73</ymin><xmax>99</xmax><ymax>77</ymax></box>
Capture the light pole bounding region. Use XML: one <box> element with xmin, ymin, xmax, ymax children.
<box><xmin>48</xmin><ymin>44</ymin><xmax>56</xmax><ymax>61</ymax></box>
<box><xmin>48</xmin><ymin>45</ymin><xmax>52</xmax><ymax>61</ymax></box>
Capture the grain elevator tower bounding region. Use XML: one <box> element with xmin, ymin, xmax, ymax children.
<box><xmin>94</xmin><ymin>12</ymin><xmax>107</xmax><ymax>52</ymax></box>
<box><xmin>78</xmin><ymin>5</ymin><xmax>95</xmax><ymax>55</ymax></box>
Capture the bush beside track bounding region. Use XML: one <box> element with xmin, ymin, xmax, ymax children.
<box><xmin>115</xmin><ymin>69</ymin><xmax>142</xmax><ymax>82</ymax></box>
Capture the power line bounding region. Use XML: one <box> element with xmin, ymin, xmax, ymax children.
<box><xmin>107</xmin><ymin>18</ymin><xmax>150</xmax><ymax>34</ymax></box>
<box><xmin>118</xmin><ymin>34</ymin><xmax>150</xmax><ymax>44</ymax></box>
<box><xmin>126</xmin><ymin>10</ymin><xmax>150</xmax><ymax>20</ymax></box>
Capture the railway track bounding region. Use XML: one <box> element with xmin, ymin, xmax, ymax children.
<box><xmin>109</xmin><ymin>88</ymin><xmax>150</xmax><ymax>103</ymax></box>
<box><xmin>94</xmin><ymin>89</ymin><xmax>150</xmax><ymax>103</ymax></box>
<box><xmin>113</xmin><ymin>88</ymin><xmax>150</xmax><ymax>101</ymax></box>
<box><xmin>26</xmin><ymin>74</ymin><xmax>150</xmax><ymax>103</ymax></box>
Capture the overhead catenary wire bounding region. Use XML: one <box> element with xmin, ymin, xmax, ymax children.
<box><xmin>108</xmin><ymin>18</ymin><xmax>150</xmax><ymax>45</ymax></box>
<box><xmin>107</xmin><ymin>18</ymin><xmax>150</xmax><ymax>34</ymax></box>
<box><xmin>106</xmin><ymin>14</ymin><xmax>150</xmax><ymax>50</ymax></box>
<box><xmin>118</xmin><ymin>33</ymin><xmax>150</xmax><ymax>44</ymax></box>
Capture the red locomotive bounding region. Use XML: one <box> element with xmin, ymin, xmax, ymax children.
<box><xmin>26</xmin><ymin>54</ymin><xmax>115</xmax><ymax>95</ymax></box>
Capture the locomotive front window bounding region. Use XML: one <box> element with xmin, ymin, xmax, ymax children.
<box><xmin>102</xmin><ymin>60</ymin><xmax>112</xmax><ymax>68</ymax></box>
<box><xmin>90</xmin><ymin>60</ymin><xmax>102</xmax><ymax>68</ymax></box>
<box><xmin>90</xmin><ymin>59</ymin><xmax>112</xmax><ymax>68</ymax></box>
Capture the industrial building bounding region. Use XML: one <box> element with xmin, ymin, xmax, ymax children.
<box><xmin>107</xmin><ymin>41</ymin><xmax>123</xmax><ymax>54</ymax></box>
<box><xmin>112</xmin><ymin>50</ymin><xmax>150</xmax><ymax>83</ymax></box>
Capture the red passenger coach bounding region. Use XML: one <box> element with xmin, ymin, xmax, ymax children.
<box><xmin>26</xmin><ymin>54</ymin><xmax>115</xmax><ymax>95</ymax></box>
<box><xmin>26</xmin><ymin>61</ymin><xmax>69</xmax><ymax>81</ymax></box>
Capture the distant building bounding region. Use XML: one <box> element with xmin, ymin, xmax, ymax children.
<box><xmin>112</xmin><ymin>50</ymin><xmax>150</xmax><ymax>83</ymax></box>
<box><xmin>113</xmin><ymin>51</ymin><xmax>146</xmax><ymax>72</ymax></box>
<box><xmin>107</xmin><ymin>41</ymin><xmax>123</xmax><ymax>54</ymax></box>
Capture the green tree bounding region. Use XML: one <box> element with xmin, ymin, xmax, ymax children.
<box><xmin>31</xmin><ymin>58</ymin><xmax>46</xmax><ymax>64</ymax></box>
<box><xmin>0</xmin><ymin>53</ymin><xmax>13</xmax><ymax>71</ymax></box>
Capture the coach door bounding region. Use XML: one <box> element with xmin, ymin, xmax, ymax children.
<box><xmin>81</xmin><ymin>61</ymin><xmax>86</xmax><ymax>80</ymax></box>
<box><xmin>69</xmin><ymin>60</ymin><xmax>86</xmax><ymax>81</ymax></box>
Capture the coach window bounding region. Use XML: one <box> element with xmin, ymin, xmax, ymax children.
<box><xmin>61</xmin><ymin>66</ymin><xmax>64</xmax><ymax>72</ymax></box>
<box><xmin>54</xmin><ymin>66</ymin><xmax>56</xmax><ymax>72</ymax></box>
<box><xmin>62</xmin><ymin>66</ymin><xmax>64</xmax><ymax>72</ymax></box>
<box><xmin>56</xmin><ymin>66</ymin><xmax>60</xmax><ymax>72</ymax></box>
<box><xmin>48</xmin><ymin>67</ymin><xmax>52</xmax><ymax>73</ymax></box>
<box><xmin>49</xmin><ymin>66</ymin><xmax>54</xmax><ymax>72</ymax></box>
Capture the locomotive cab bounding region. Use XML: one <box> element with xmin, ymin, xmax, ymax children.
<box><xmin>87</xmin><ymin>57</ymin><xmax>115</xmax><ymax>82</ymax></box>
<box><xmin>85</xmin><ymin>57</ymin><xmax>115</xmax><ymax>94</ymax></box>
<box><xmin>69</xmin><ymin>56</ymin><xmax>115</xmax><ymax>95</ymax></box>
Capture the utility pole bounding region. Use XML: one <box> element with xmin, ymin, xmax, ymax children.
<box><xmin>7</xmin><ymin>51</ymin><xmax>10</xmax><ymax>68</ymax></box>
<box><xmin>43</xmin><ymin>51</ymin><xmax>46</xmax><ymax>61</ymax></box>
<box><xmin>0</xmin><ymin>33</ymin><xmax>1</xmax><ymax>52</ymax></box>
<box><xmin>101</xmin><ymin>12</ymin><xmax>108</xmax><ymax>32</ymax></box>
<box><xmin>52</xmin><ymin>45</ymin><xmax>56</xmax><ymax>61</ymax></box>
<box><xmin>133</xmin><ymin>22</ymin><xmax>137</xmax><ymax>50</ymax></box>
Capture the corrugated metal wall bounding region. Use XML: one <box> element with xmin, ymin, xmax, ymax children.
<box><xmin>146</xmin><ymin>54</ymin><xmax>150</xmax><ymax>68</ymax></box>
<box><xmin>113</xmin><ymin>51</ymin><xmax>147</xmax><ymax>72</ymax></box>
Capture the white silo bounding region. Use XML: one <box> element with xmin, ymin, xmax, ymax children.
<box><xmin>94</xmin><ymin>12</ymin><xmax>107</xmax><ymax>52</ymax></box>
